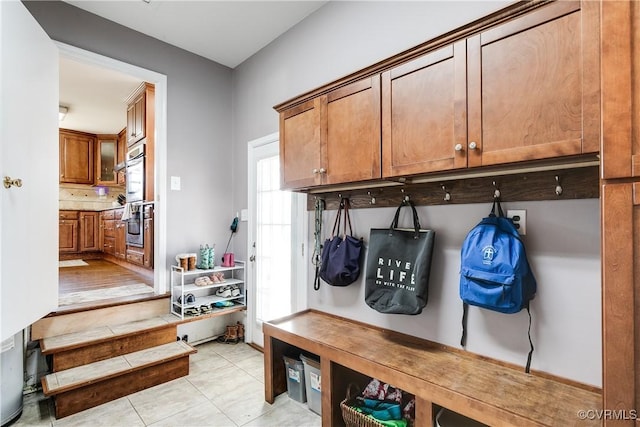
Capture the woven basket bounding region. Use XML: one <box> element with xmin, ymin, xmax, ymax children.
<box><xmin>340</xmin><ymin>400</ymin><xmax>385</xmax><ymax>427</ymax></box>
<box><xmin>340</xmin><ymin>384</ymin><xmax>385</xmax><ymax>427</ymax></box>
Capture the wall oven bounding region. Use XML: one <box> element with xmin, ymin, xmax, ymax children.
<box><xmin>125</xmin><ymin>143</ymin><xmax>145</xmax><ymax>203</ymax></box>
<box><xmin>125</xmin><ymin>143</ymin><xmax>145</xmax><ymax>247</ymax></box>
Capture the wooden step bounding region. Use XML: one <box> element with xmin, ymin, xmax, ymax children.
<box><xmin>42</xmin><ymin>340</ymin><xmax>196</xmax><ymax>419</ymax></box>
<box><xmin>41</xmin><ymin>315</ymin><xmax>179</xmax><ymax>371</ymax></box>
<box><xmin>31</xmin><ymin>297</ymin><xmax>170</xmax><ymax>340</ymax></box>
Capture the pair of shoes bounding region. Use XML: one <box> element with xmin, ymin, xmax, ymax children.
<box><xmin>216</xmin><ymin>324</ymin><xmax>238</xmax><ymax>344</ymax></box>
<box><xmin>210</xmin><ymin>272</ymin><xmax>225</xmax><ymax>283</ymax></box>
<box><xmin>199</xmin><ymin>305</ymin><xmax>211</xmax><ymax>314</ymax></box>
<box><xmin>213</xmin><ymin>301</ymin><xmax>235</xmax><ymax>308</ymax></box>
<box><xmin>216</xmin><ymin>285</ymin><xmax>233</xmax><ymax>298</ymax></box>
<box><xmin>177</xmin><ymin>293</ymin><xmax>195</xmax><ymax>305</ymax></box>
<box><xmin>184</xmin><ymin>307</ymin><xmax>199</xmax><ymax>316</ymax></box>
<box><xmin>197</xmin><ymin>244</ymin><xmax>215</xmax><ymax>269</ymax></box>
<box><xmin>195</xmin><ymin>276</ymin><xmax>213</xmax><ymax>287</ymax></box>
<box><xmin>216</xmin><ymin>285</ymin><xmax>240</xmax><ymax>298</ymax></box>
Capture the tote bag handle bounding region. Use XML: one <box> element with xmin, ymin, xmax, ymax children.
<box><xmin>389</xmin><ymin>200</ymin><xmax>421</xmax><ymax>239</ymax></box>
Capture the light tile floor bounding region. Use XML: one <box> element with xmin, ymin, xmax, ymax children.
<box><xmin>13</xmin><ymin>342</ymin><xmax>321</xmax><ymax>427</ymax></box>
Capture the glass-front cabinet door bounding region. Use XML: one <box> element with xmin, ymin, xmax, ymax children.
<box><xmin>96</xmin><ymin>136</ymin><xmax>117</xmax><ymax>185</ymax></box>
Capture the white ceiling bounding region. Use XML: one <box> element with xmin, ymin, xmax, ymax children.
<box><xmin>64</xmin><ymin>1</ymin><xmax>328</xmax><ymax>68</ymax></box>
<box><xmin>59</xmin><ymin>0</ymin><xmax>327</xmax><ymax>134</ymax></box>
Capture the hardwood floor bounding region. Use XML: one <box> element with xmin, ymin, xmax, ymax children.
<box><xmin>57</xmin><ymin>259</ymin><xmax>157</xmax><ymax>313</ymax></box>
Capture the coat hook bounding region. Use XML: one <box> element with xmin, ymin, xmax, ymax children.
<box><xmin>555</xmin><ymin>175</ymin><xmax>563</xmax><ymax>196</ymax></box>
<box><xmin>492</xmin><ymin>181</ymin><xmax>501</xmax><ymax>199</ymax></box>
<box><xmin>368</xmin><ymin>191</ymin><xmax>376</xmax><ymax>205</ymax></box>
<box><xmin>401</xmin><ymin>188</ymin><xmax>410</xmax><ymax>202</ymax></box>
<box><xmin>442</xmin><ymin>185</ymin><xmax>451</xmax><ymax>202</ymax></box>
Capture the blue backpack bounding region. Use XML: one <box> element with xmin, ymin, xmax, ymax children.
<box><xmin>459</xmin><ymin>199</ymin><xmax>536</xmax><ymax>372</ymax></box>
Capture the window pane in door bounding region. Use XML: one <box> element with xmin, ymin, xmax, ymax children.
<box><xmin>256</xmin><ymin>155</ymin><xmax>292</xmax><ymax>323</ymax></box>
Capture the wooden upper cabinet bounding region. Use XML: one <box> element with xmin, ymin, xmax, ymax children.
<box><xmin>95</xmin><ymin>135</ymin><xmax>117</xmax><ymax>185</ymax></box>
<box><xmin>117</xmin><ymin>128</ymin><xmax>126</xmax><ymax>185</ymax></box>
<box><xmin>466</xmin><ymin>0</ymin><xmax>600</xmax><ymax>168</ymax></box>
<box><xmin>382</xmin><ymin>41</ymin><xmax>467</xmax><ymax>178</ymax></box>
<box><xmin>59</xmin><ymin>130</ymin><xmax>94</xmax><ymax>184</ymax></box>
<box><xmin>126</xmin><ymin>90</ymin><xmax>146</xmax><ymax>147</ymax></box>
<box><xmin>280</xmin><ymin>76</ymin><xmax>381</xmax><ymax>189</ymax></box>
<box><xmin>280</xmin><ymin>98</ymin><xmax>322</xmax><ymax>189</ymax></box>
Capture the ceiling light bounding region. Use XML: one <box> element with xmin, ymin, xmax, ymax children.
<box><xmin>59</xmin><ymin>106</ymin><xmax>68</xmax><ymax>121</ymax></box>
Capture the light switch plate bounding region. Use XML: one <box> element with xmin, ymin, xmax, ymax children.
<box><xmin>170</xmin><ymin>176</ymin><xmax>181</xmax><ymax>191</ymax></box>
<box><xmin>240</xmin><ymin>209</ymin><xmax>249</xmax><ymax>221</ymax></box>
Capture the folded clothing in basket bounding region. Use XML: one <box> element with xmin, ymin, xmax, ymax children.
<box><xmin>347</xmin><ymin>378</ymin><xmax>415</xmax><ymax>426</ymax></box>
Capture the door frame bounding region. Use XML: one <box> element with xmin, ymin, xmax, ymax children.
<box><xmin>246</xmin><ymin>132</ymin><xmax>308</xmax><ymax>346</ymax></box>
<box><xmin>56</xmin><ymin>42</ymin><xmax>168</xmax><ymax>293</ymax></box>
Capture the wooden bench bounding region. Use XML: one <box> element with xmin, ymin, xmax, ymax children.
<box><xmin>263</xmin><ymin>310</ymin><xmax>602</xmax><ymax>427</ymax></box>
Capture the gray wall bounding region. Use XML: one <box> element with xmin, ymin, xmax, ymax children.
<box><xmin>231</xmin><ymin>1</ymin><xmax>601</xmax><ymax>386</ymax></box>
<box><xmin>24</xmin><ymin>0</ymin><xmax>236</xmax><ymax>267</ymax></box>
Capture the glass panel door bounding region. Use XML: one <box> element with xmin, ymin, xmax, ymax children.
<box><xmin>247</xmin><ymin>134</ymin><xmax>306</xmax><ymax>347</ymax></box>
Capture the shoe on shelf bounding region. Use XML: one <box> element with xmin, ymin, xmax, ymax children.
<box><xmin>199</xmin><ymin>305</ymin><xmax>211</xmax><ymax>314</ymax></box>
<box><xmin>230</xmin><ymin>285</ymin><xmax>240</xmax><ymax>297</ymax></box>
<box><xmin>184</xmin><ymin>307</ymin><xmax>199</xmax><ymax>317</ymax></box>
<box><xmin>195</xmin><ymin>276</ymin><xmax>213</xmax><ymax>287</ymax></box>
<box><xmin>216</xmin><ymin>286</ymin><xmax>232</xmax><ymax>298</ymax></box>
<box><xmin>211</xmin><ymin>272</ymin><xmax>225</xmax><ymax>283</ymax></box>
<box><xmin>216</xmin><ymin>324</ymin><xmax>238</xmax><ymax>344</ymax></box>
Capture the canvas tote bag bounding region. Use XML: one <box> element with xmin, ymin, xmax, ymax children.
<box><xmin>364</xmin><ymin>200</ymin><xmax>435</xmax><ymax>315</ymax></box>
<box><xmin>319</xmin><ymin>198</ymin><xmax>363</xmax><ymax>287</ymax></box>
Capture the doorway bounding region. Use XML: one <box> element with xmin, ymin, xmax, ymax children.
<box><xmin>247</xmin><ymin>133</ymin><xmax>307</xmax><ymax>347</ymax></box>
<box><xmin>56</xmin><ymin>42</ymin><xmax>168</xmax><ymax>307</ymax></box>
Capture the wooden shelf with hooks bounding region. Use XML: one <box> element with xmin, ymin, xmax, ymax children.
<box><xmin>306</xmin><ymin>163</ymin><xmax>599</xmax><ymax>211</ymax></box>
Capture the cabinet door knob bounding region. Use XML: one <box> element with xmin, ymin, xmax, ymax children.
<box><xmin>312</xmin><ymin>168</ymin><xmax>319</xmax><ymax>174</ymax></box>
<box><xmin>469</xmin><ymin>141</ymin><xmax>478</xmax><ymax>150</ymax></box>
<box><xmin>319</xmin><ymin>168</ymin><xmax>326</xmax><ymax>174</ymax></box>
<box><xmin>454</xmin><ymin>143</ymin><xmax>463</xmax><ymax>152</ymax></box>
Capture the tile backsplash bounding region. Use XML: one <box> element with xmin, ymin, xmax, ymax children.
<box><xmin>59</xmin><ymin>183</ymin><xmax>125</xmax><ymax>211</ymax></box>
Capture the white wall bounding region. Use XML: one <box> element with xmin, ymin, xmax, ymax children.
<box><xmin>232</xmin><ymin>1</ymin><xmax>602</xmax><ymax>387</ymax></box>
<box><xmin>309</xmin><ymin>200</ymin><xmax>601</xmax><ymax>385</ymax></box>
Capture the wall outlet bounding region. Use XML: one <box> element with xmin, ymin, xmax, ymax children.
<box><xmin>507</xmin><ymin>209</ymin><xmax>527</xmax><ymax>235</ymax></box>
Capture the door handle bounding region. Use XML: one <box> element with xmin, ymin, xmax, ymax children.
<box><xmin>4</xmin><ymin>176</ymin><xmax>22</xmax><ymax>189</ymax></box>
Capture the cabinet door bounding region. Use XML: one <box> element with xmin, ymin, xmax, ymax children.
<box><xmin>143</xmin><ymin>208</ymin><xmax>153</xmax><ymax>269</ymax></box>
<box><xmin>79</xmin><ymin>211</ymin><xmax>99</xmax><ymax>252</ymax></box>
<box><xmin>323</xmin><ymin>75</ymin><xmax>381</xmax><ymax>185</ymax></box>
<box><xmin>382</xmin><ymin>41</ymin><xmax>467</xmax><ymax>177</ymax></box>
<box><xmin>117</xmin><ymin>128</ymin><xmax>126</xmax><ymax>184</ymax></box>
<box><xmin>115</xmin><ymin>221</ymin><xmax>126</xmax><ymax>259</ymax></box>
<box><xmin>280</xmin><ymin>98</ymin><xmax>322</xmax><ymax>189</ymax></box>
<box><xmin>467</xmin><ymin>1</ymin><xmax>600</xmax><ymax>168</ymax></box>
<box><xmin>59</xmin><ymin>130</ymin><xmax>94</xmax><ymax>184</ymax></box>
<box><xmin>127</xmin><ymin>93</ymin><xmax>146</xmax><ymax>146</ymax></box>
<box><xmin>95</xmin><ymin>137</ymin><xmax>117</xmax><ymax>185</ymax></box>
<box><xmin>59</xmin><ymin>219</ymin><xmax>78</xmax><ymax>253</ymax></box>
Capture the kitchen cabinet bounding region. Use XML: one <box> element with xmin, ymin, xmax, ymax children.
<box><xmin>101</xmin><ymin>209</ymin><xmax>115</xmax><ymax>256</ymax></box>
<box><xmin>126</xmin><ymin>91</ymin><xmax>145</xmax><ymax>146</ymax></box>
<box><xmin>125</xmin><ymin>82</ymin><xmax>156</xmax><ymax>201</ymax></box>
<box><xmin>143</xmin><ymin>206</ymin><xmax>153</xmax><ymax>269</ymax></box>
<box><xmin>59</xmin><ymin>211</ymin><xmax>79</xmax><ymax>253</ymax></box>
<box><xmin>279</xmin><ymin>75</ymin><xmax>381</xmax><ymax>189</ymax></box>
<box><xmin>382</xmin><ymin>1</ymin><xmax>599</xmax><ymax>178</ymax></box>
<box><xmin>114</xmin><ymin>211</ymin><xmax>126</xmax><ymax>260</ymax></box>
<box><xmin>117</xmin><ymin>128</ymin><xmax>126</xmax><ymax>185</ymax></box>
<box><xmin>465</xmin><ymin>0</ymin><xmax>600</xmax><ymax>168</ymax></box>
<box><xmin>79</xmin><ymin>212</ymin><xmax>99</xmax><ymax>252</ymax></box>
<box><xmin>382</xmin><ymin>41</ymin><xmax>467</xmax><ymax>177</ymax></box>
<box><xmin>59</xmin><ymin>129</ymin><xmax>94</xmax><ymax>184</ymax></box>
<box><xmin>95</xmin><ymin>135</ymin><xmax>117</xmax><ymax>185</ymax></box>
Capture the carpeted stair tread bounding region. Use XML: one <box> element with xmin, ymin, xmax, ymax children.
<box><xmin>41</xmin><ymin>316</ymin><xmax>175</xmax><ymax>354</ymax></box>
<box><xmin>42</xmin><ymin>340</ymin><xmax>196</xmax><ymax>396</ymax></box>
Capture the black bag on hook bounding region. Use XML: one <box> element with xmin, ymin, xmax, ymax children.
<box><xmin>364</xmin><ymin>200</ymin><xmax>435</xmax><ymax>315</ymax></box>
<box><xmin>319</xmin><ymin>198</ymin><xmax>363</xmax><ymax>287</ymax></box>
